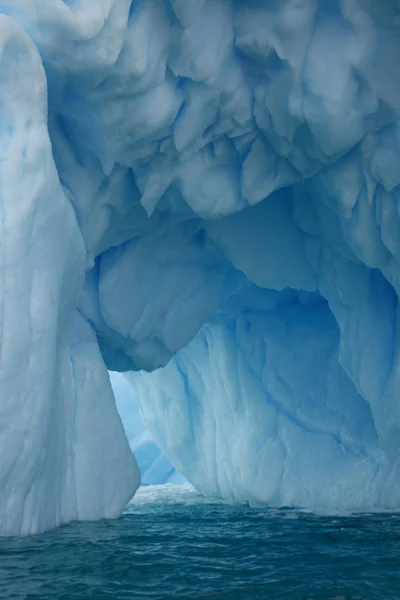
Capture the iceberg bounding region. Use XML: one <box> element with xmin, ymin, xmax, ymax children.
<box><xmin>111</xmin><ymin>372</ymin><xmax>185</xmax><ymax>485</ymax></box>
<box><xmin>1</xmin><ymin>0</ymin><xmax>400</xmax><ymax>534</ymax></box>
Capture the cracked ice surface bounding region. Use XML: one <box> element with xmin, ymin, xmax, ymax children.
<box><xmin>1</xmin><ymin>0</ymin><xmax>400</xmax><ymax>534</ymax></box>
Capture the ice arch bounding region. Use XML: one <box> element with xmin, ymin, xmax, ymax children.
<box><xmin>0</xmin><ymin>1</ymin><xmax>400</xmax><ymax>534</ymax></box>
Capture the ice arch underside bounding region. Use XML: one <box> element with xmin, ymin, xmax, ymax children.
<box><xmin>1</xmin><ymin>0</ymin><xmax>400</xmax><ymax>535</ymax></box>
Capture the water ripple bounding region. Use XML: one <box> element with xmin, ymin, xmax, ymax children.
<box><xmin>0</xmin><ymin>485</ymin><xmax>399</xmax><ymax>599</ymax></box>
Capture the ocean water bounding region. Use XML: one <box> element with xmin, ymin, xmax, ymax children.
<box><xmin>1</xmin><ymin>485</ymin><xmax>400</xmax><ymax>600</ymax></box>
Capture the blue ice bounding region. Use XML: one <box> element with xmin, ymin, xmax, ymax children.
<box><xmin>0</xmin><ymin>1</ymin><xmax>400</xmax><ymax>535</ymax></box>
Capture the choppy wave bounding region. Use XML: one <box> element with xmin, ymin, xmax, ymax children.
<box><xmin>1</xmin><ymin>491</ymin><xmax>400</xmax><ymax>599</ymax></box>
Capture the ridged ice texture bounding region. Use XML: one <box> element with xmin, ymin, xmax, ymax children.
<box><xmin>127</xmin><ymin>290</ymin><xmax>392</xmax><ymax>509</ymax></box>
<box><xmin>1</xmin><ymin>1</ymin><xmax>400</xmax><ymax>533</ymax></box>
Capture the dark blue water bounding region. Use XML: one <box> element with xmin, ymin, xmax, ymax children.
<box><xmin>1</xmin><ymin>485</ymin><xmax>400</xmax><ymax>600</ymax></box>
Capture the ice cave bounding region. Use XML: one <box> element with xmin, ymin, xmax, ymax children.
<box><xmin>1</xmin><ymin>0</ymin><xmax>400</xmax><ymax>535</ymax></box>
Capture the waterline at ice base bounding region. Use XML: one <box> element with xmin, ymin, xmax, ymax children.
<box><xmin>1</xmin><ymin>0</ymin><xmax>400</xmax><ymax>536</ymax></box>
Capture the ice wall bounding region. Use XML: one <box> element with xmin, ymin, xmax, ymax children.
<box><xmin>0</xmin><ymin>0</ymin><xmax>400</xmax><ymax>533</ymax></box>
<box><xmin>128</xmin><ymin>290</ymin><xmax>393</xmax><ymax>509</ymax></box>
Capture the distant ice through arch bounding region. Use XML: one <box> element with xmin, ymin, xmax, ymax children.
<box><xmin>111</xmin><ymin>372</ymin><xmax>185</xmax><ymax>486</ymax></box>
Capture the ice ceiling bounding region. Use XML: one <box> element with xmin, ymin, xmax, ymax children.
<box><xmin>1</xmin><ymin>0</ymin><xmax>400</xmax><ymax>535</ymax></box>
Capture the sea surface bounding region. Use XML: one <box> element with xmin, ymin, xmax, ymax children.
<box><xmin>1</xmin><ymin>484</ymin><xmax>400</xmax><ymax>600</ymax></box>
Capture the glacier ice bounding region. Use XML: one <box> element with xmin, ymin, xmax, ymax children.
<box><xmin>0</xmin><ymin>0</ymin><xmax>400</xmax><ymax>534</ymax></box>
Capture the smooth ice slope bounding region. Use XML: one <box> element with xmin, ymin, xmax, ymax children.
<box><xmin>0</xmin><ymin>1</ymin><xmax>400</xmax><ymax>534</ymax></box>
<box><xmin>111</xmin><ymin>372</ymin><xmax>184</xmax><ymax>485</ymax></box>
